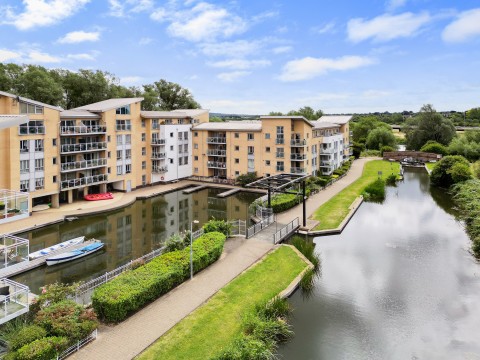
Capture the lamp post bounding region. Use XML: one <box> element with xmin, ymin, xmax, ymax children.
<box><xmin>190</xmin><ymin>220</ymin><xmax>199</xmax><ymax>279</ymax></box>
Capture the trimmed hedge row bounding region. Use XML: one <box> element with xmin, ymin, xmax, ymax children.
<box><xmin>92</xmin><ymin>232</ymin><xmax>226</xmax><ymax>322</ymax></box>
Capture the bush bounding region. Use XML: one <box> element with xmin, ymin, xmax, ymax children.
<box><xmin>360</xmin><ymin>149</ymin><xmax>381</xmax><ymax>157</ymax></box>
<box><xmin>202</xmin><ymin>219</ymin><xmax>232</xmax><ymax>237</ymax></box>
<box><xmin>313</xmin><ymin>176</ymin><xmax>331</xmax><ymax>187</ymax></box>
<box><xmin>92</xmin><ymin>232</ymin><xmax>226</xmax><ymax>322</ymax></box>
<box><xmin>380</xmin><ymin>145</ymin><xmax>395</xmax><ymax>156</ymax></box>
<box><xmin>420</xmin><ymin>141</ymin><xmax>448</xmax><ymax>156</ymax></box>
<box><xmin>29</xmin><ymin>282</ymin><xmax>78</xmax><ymax>317</ymax></box>
<box><xmin>9</xmin><ymin>325</ymin><xmax>47</xmax><ymax>352</ymax></box>
<box><xmin>385</xmin><ymin>173</ymin><xmax>398</xmax><ymax>186</ymax></box>
<box><xmin>236</xmin><ymin>172</ymin><xmax>257</xmax><ymax>187</ymax></box>
<box><xmin>212</xmin><ymin>335</ymin><xmax>275</xmax><ymax>360</ymax></box>
<box><xmin>164</xmin><ymin>233</ymin><xmax>186</xmax><ymax>252</ymax></box>
<box><xmin>362</xmin><ymin>178</ymin><xmax>386</xmax><ymax>202</ymax></box>
<box><xmin>13</xmin><ymin>336</ymin><xmax>68</xmax><ymax>360</ymax></box>
<box><xmin>270</xmin><ymin>193</ymin><xmax>299</xmax><ymax>213</ymax></box>
<box><xmin>430</xmin><ymin>155</ymin><xmax>471</xmax><ymax>188</ymax></box>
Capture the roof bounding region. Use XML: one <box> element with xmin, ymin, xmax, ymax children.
<box><xmin>311</xmin><ymin>121</ymin><xmax>340</xmax><ymax>129</ymax></box>
<box><xmin>172</xmin><ymin>109</ymin><xmax>209</xmax><ymax>117</ymax></box>
<box><xmin>0</xmin><ymin>115</ymin><xmax>29</xmax><ymax>130</ymax></box>
<box><xmin>260</xmin><ymin>115</ymin><xmax>313</xmax><ymax>127</ymax></box>
<box><xmin>317</xmin><ymin>115</ymin><xmax>352</xmax><ymax>124</ymax></box>
<box><xmin>60</xmin><ymin>110</ymin><xmax>100</xmax><ymax>119</ymax></box>
<box><xmin>75</xmin><ymin>98</ymin><xmax>144</xmax><ymax>113</ymax></box>
<box><xmin>0</xmin><ymin>90</ymin><xmax>63</xmax><ymax>111</ymax></box>
<box><xmin>141</xmin><ymin>111</ymin><xmax>190</xmax><ymax>119</ymax></box>
<box><xmin>193</xmin><ymin>121</ymin><xmax>262</xmax><ymax>132</ymax></box>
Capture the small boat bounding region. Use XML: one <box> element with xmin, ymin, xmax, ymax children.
<box><xmin>84</xmin><ymin>193</ymin><xmax>113</xmax><ymax>201</ymax></box>
<box><xmin>29</xmin><ymin>236</ymin><xmax>85</xmax><ymax>260</ymax></box>
<box><xmin>46</xmin><ymin>242</ymin><xmax>105</xmax><ymax>266</ymax></box>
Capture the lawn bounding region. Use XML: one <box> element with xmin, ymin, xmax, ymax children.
<box><xmin>311</xmin><ymin>160</ymin><xmax>400</xmax><ymax>231</ymax></box>
<box><xmin>137</xmin><ymin>245</ymin><xmax>308</xmax><ymax>360</ymax></box>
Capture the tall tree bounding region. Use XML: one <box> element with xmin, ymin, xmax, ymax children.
<box><xmin>17</xmin><ymin>65</ymin><xmax>63</xmax><ymax>106</ymax></box>
<box><xmin>287</xmin><ymin>106</ymin><xmax>323</xmax><ymax>120</ymax></box>
<box><xmin>142</xmin><ymin>79</ymin><xmax>200</xmax><ymax>111</ymax></box>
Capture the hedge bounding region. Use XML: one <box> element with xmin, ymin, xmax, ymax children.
<box><xmin>7</xmin><ymin>337</ymin><xmax>68</xmax><ymax>360</ymax></box>
<box><xmin>92</xmin><ymin>232</ymin><xmax>226</xmax><ymax>322</ymax></box>
<box><xmin>9</xmin><ymin>325</ymin><xmax>47</xmax><ymax>352</ymax></box>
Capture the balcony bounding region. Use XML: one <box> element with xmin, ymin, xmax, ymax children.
<box><xmin>290</xmin><ymin>139</ymin><xmax>307</xmax><ymax>147</ymax></box>
<box><xmin>320</xmin><ymin>147</ymin><xmax>335</xmax><ymax>154</ymax></box>
<box><xmin>60</xmin><ymin>174</ymin><xmax>108</xmax><ymax>190</ymax></box>
<box><xmin>0</xmin><ymin>279</ymin><xmax>29</xmax><ymax>325</ymax></box>
<box><xmin>319</xmin><ymin>161</ymin><xmax>333</xmax><ymax>167</ymax></box>
<box><xmin>275</xmin><ymin>138</ymin><xmax>285</xmax><ymax>144</ymax></box>
<box><xmin>116</xmin><ymin>124</ymin><xmax>131</xmax><ymax>131</ymax></box>
<box><xmin>290</xmin><ymin>167</ymin><xmax>306</xmax><ymax>174</ymax></box>
<box><xmin>60</xmin><ymin>159</ymin><xmax>107</xmax><ymax>173</ymax></box>
<box><xmin>61</xmin><ymin>142</ymin><xmax>107</xmax><ymax>154</ymax></box>
<box><xmin>290</xmin><ymin>154</ymin><xmax>307</xmax><ymax>161</ymax></box>
<box><xmin>207</xmin><ymin>149</ymin><xmax>227</xmax><ymax>157</ymax></box>
<box><xmin>151</xmin><ymin>139</ymin><xmax>166</xmax><ymax>145</ymax></box>
<box><xmin>18</xmin><ymin>126</ymin><xmax>45</xmax><ymax>135</ymax></box>
<box><xmin>207</xmin><ymin>137</ymin><xmax>227</xmax><ymax>144</ymax></box>
<box><xmin>151</xmin><ymin>152</ymin><xmax>166</xmax><ymax>160</ymax></box>
<box><xmin>60</xmin><ymin>125</ymin><xmax>106</xmax><ymax>135</ymax></box>
<box><xmin>152</xmin><ymin>166</ymin><xmax>168</xmax><ymax>173</ymax></box>
<box><xmin>207</xmin><ymin>161</ymin><xmax>227</xmax><ymax>169</ymax></box>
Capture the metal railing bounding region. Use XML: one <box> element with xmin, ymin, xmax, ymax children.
<box><xmin>276</xmin><ymin>153</ymin><xmax>284</xmax><ymax>159</ymax></box>
<box><xmin>230</xmin><ymin>219</ymin><xmax>246</xmax><ymax>236</ymax></box>
<box><xmin>60</xmin><ymin>174</ymin><xmax>108</xmax><ymax>190</ymax></box>
<box><xmin>290</xmin><ymin>154</ymin><xmax>307</xmax><ymax>160</ymax></box>
<box><xmin>116</xmin><ymin>124</ymin><xmax>131</xmax><ymax>131</ymax></box>
<box><xmin>290</xmin><ymin>167</ymin><xmax>306</xmax><ymax>174</ymax></box>
<box><xmin>320</xmin><ymin>161</ymin><xmax>333</xmax><ymax>167</ymax></box>
<box><xmin>60</xmin><ymin>159</ymin><xmax>107</xmax><ymax>172</ymax></box>
<box><xmin>152</xmin><ymin>152</ymin><xmax>166</xmax><ymax>159</ymax></box>
<box><xmin>246</xmin><ymin>214</ymin><xmax>275</xmax><ymax>239</ymax></box>
<box><xmin>60</xmin><ymin>125</ymin><xmax>106</xmax><ymax>135</ymax></box>
<box><xmin>207</xmin><ymin>149</ymin><xmax>227</xmax><ymax>156</ymax></box>
<box><xmin>275</xmin><ymin>138</ymin><xmax>285</xmax><ymax>144</ymax></box>
<box><xmin>152</xmin><ymin>166</ymin><xmax>168</xmax><ymax>173</ymax></box>
<box><xmin>188</xmin><ymin>176</ymin><xmax>235</xmax><ymax>185</ymax></box>
<box><xmin>273</xmin><ymin>217</ymin><xmax>299</xmax><ymax>244</ymax></box>
<box><xmin>290</xmin><ymin>139</ymin><xmax>307</xmax><ymax>146</ymax></box>
<box><xmin>0</xmin><ymin>279</ymin><xmax>29</xmax><ymax>325</ymax></box>
<box><xmin>320</xmin><ymin>148</ymin><xmax>335</xmax><ymax>154</ymax></box>
<box><xmin>18</xmin><ymin>126</ymin><xmax>45</xmax><ymax>135</ymax></box>
<box><xmin>207</xmin><ymin>161</ymin><xmax>226</xmax><ymax>169</ymax></box>
<box><xmin>56</xmin><ymin>330</ymin><xmax>97</xmax><ymax>360</ymax></box>
<box><xmin>207</xmin><ymin>137</ymin><xmax>227</xmax><ymax>144</ymax></box>
<box><xmin>151</xmin><ymin>138</ymin><xmax>166</xmax><ymax>145</ymax></box>
<box><xmin>61</xmin><ymin>142</ymin><xmax>107</xmax><ymax>153</ymax></box>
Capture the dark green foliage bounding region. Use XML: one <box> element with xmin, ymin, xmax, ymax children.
<box><xmin>255</xmin><ymin>297</ymin><xmax>292</xmax><ymax>321</ymax></box>
<box><xmin>366</xmin><ymin>128</ymin><xmax>397</xmax><ymax>150</ymax></box>
<box><xmin>420</xmin><ymin>141</ymin><xmax>448</xmax><ymax>156</ymax></box>
<box><xmin>291</xmin><ymin>237</ymin><xmax>320</xmax><ymax>275</ymax></box>
<box><xmin>142</xmin><ymin>80</ymin><xmax>200</xmax><ymax>111</ymax></box>
<box><xmin>380</xmin><ymin>145</ymin><xmax>395</xmax><ymax>156</ymax></box>
<box><xmin>299</xmin><ymin>268</ymin><xmax>315</xmax><ymax>298</ymax></box>
<box><xmin>92</xmin><ymin>232</ymin><xmax>226</xmax><ymax>322</ymax></box>
<box><xmin>212</xmin><ymin>336</ymin><xmax>275</xmax><ymax>360</ymax></box>
<box><xmin>9</xmin><ymin>325</ymin><xmax>46</xmax><ymax>352</ymax></box>
<box><xmin>351</xmin><ymin>116</ymin><xmax>391</xmax><ymax>143</ymax></box>
<box><xmin>362</xmin><ymin>178</ymin><xmax>386</xmax><ymax>202</ymax></box>
<box><xmin>164</xmin><ymin>233</ymin><xmax>186</xmax><ymax>252</ymax></box>
<box><xmin>385</xmin><ymin>173</ymin><xmax>398</xmax><ymax>186</ymax></box>
<box><xmin>203</xmin><ymin>219</ymin><xmax>232</xmax><ymax>237</ymax></box>
<box><xmin>269</xmin><ymin>106</ymin><xmax>323</xmax><ymax>120</ymax></box>
<box><xmin>447</xmin><ymin>131</ymin><xmax>480</xmax><ymax>161</ymax></box>
<box><xmin>270</xmin><ymin>193</ymin><xmax>300</xmax><ymax>213</ymax></box>
<box><xmin>12</xmin><ymin>336</ymin><xmax>68</xmax><ymax>360</ymax></box>
<box><xmin>28</xmin><ymin>282</ymin><xmax>79</xmax><ymax>317</ymax></box>
<box><xmin>430</xmin><ymin>155</ymin><xmax>472</xmax><ymax>188</ymax></box>
<box><xmin>243</xmin><ymin>316</ymin><xmax>293</xmax><ymax>343</ymax></box>
<box><xmin>236</xmin><ymin>172</ymin><xmax>257</xmax><ymax>187</ymax></box>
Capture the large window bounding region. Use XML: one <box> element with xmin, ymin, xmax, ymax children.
<box><xmin>125</xmin><ymin>134</ymin><xmax>131</xmax><ymax>144</ymax></box>
<box><xmin>35</xmin><ymin>178</ymin><xmax>44</xmax><ymax>190</ymax></box>
<box><xmin>34</xmin><ymin>139</ymin><xmax>44</xmax><ymax>152</ymax></box>
<box><xmin>19</xmin><ymin>120</ymin><xmax>45</xmax><ymax>135</ymax></box>
<box><xmin>248</xmin><ymin>146</ymin><xmax>254</xmax><ymax>154</ymax></box>
<box><xmin>35</xmin><ymin>158</ymin><xmax>44</xmax><ymax>171</ymax></box>
<box><xmin>116</xmin><ymin>150</ymin><xmax>122</xmax><ymax>160</ymax></box>
<box><xmin>20</xmin><ymin>140</ymin><xmax>29</xmax><ymax>153</ymax></box>
<box><xmin>125</xmin><ymin>149</ymin><xmax>131</xmax><ymax>159</ymax></box>
<box><xmin>116</xmin><ymin>119</ymin><xmax>131</xmax><ymax>131</ymax></box>
<box><xmin>20</xmin><ymin>102</ymin><xmax>43</xmax><ymax>114</ymax></box>
<box><xmin>20</xmin><ymin>180</ymin><xmax>29</xmax><ymax>192</ymax></box>
<box><xmin>116</xmin><ymin>105</ymin><xmax>130</xmax><ymax>115</ymax></box>
<box><xmin>247</xmin><ymin>133</ymin><xmax>254</xmax><ymax>141</ymax></box>
<box><xmin>20</xmin><ymin>160</ymin><xmax>29</xmax><ymax>173</ymax></box>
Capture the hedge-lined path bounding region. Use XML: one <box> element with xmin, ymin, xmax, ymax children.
<box><xmin>69</xmin><ymin>237</ymin><xmax>273</xmax><ymax>360</ymax></box>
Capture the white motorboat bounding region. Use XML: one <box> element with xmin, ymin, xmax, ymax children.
<box><xmin>45</xmin><ymin>242</ymin><xmax>105</xmax><ymax>266</ymax></box>
<box><xmin>29</xmin><ymin>236</ymin><xmax>85</xmax><ymax>260</ymax></box>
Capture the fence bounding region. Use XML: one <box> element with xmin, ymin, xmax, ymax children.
<box><xmin>273</xmin><ymin>217</ymin><xmax>300</xmax><ymax>244</ymax></box>
<box><xmin>230</xmin><ymin>219</ymin><xmax>246</xmax><ymax>236</ymax></box>
<box><xmin>56</xmin><ymin>329</ymin><xmax>97</xmax><ymax>360</ymax></box>
<box><xmin>246</xmin><ymin>214</ymin><xmax>275</xmax><ymax>239</ymax></box>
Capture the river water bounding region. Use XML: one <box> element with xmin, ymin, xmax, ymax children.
<box><xmin>279</xmin><ymin>169</ymin><xmax>480</xmax><ymax>360</ymax></box>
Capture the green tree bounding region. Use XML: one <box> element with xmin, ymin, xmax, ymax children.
<box><xmin>16</xmin><ymin>66</ymin><xmax>63</xmax><ymax>106</ymax></box>
<box><xmin>365</xmin><ymin>127</ymin><xmax>396</xmax><ymax>150</ymax></box>
<box><xmin>447</xmin><ymin>130</ymin><xmax>480</xmax><ymax>161</ymax></box>
<box><xmin>0</xmin><ymin>63</ymin><xmax>22</xmax><ymax>92</ymax></box>
<box><xmin>351</xmin><ymin>116</ymin><xmax>391</xmax><ymax>143</ymax></box>
<box><xmin>466</xmin><ymin>107</ymin><xmax>480</xmax><ymax>120</ymax></box>
<box><xmin>209</xmin><ymin>116</ymin><xmax>224</xmax><ymax>122</ymax></box>
<box><xmin>142</xmin><ymin>79</ymin><xmax>200</xmax><ymax>111</ymax></box>
<box><xmin>404</xmin><ymin>104</ymin><xmax>456</xmax><ymax>150</ymax></box>
<box><xmin>287</xmin><ymin>106</ymin><xmax>323</xmax><ymax>120</ymax></box>
<box><xmin>268</xmin><ymin>111</ymin><xmax>284</xmax><ymax>116</ymax></box>
<box><xmin>430</xmin><ymin>155</ymin><xmax>471</xmax><ymax>188</ymax></box>
<box><xmin>420</xmin><ymin>141</ymin><xmax>448</xmax><ymax>156</ymax></box>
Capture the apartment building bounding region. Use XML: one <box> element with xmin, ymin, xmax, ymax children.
<box><xmin>191</xmin><ymin>115</ymin><xmax>352</xmax><ymax>180</ymax></box>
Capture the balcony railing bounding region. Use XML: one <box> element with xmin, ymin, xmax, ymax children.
<box><xmin>290</xmin><ymin>167</ymin><xmax>306</xmax><ymax>174</ymax></box>
<box><xmin>207</xmin><ymin>137</ymin><xmax>227</xmax><ymax>144</ymax></box>
<box><xmin>275</xmin><ymin>138</ymin><xmax>285</xmax><ymax>144</ymax></box>
<box><xmin>60</xmin><ymin>125</ymin><xmax>106</xmax><ymax>135</ymax></box>
<box><xmin>290</xmin><ymin>154</ymin><xmax>307</xmax><ymax>161</ymax></box>
<box><xmin>61</xmin><ymin>142</ymin><xmax>107</xmax><ymax>154</ymax></box>
<box><xmin>18</xmin><ymin>126</ymin><xmax>45</xmax><ymax>135</ymax></box>
<box><xmin>320</xmin><ymin>161</ymin><xmax>333</xmax><ymax>167</ymax></box>
<box><xmin>152</xmin><ymin>166</ymin><xmax>168</xmax><ymax>173</ymax></box>
<box><xmin>290</xmin><ymin>139</ymin><xmax>307</xmax><ymax>147</ymax></box>
<box><xmin>276</xmin><ymin>153</ymin><xmax>284</xmax><ymax>159</ymax></box>
<box><xmin>207</xmin><ymin>149</ymin><xmax>226</xmax><ymax>156</ymax></box>
<box><xmin>60</xmin><ymin>174</ymin><xmax>108</xmax><ymax>190</ymax></box>
<box><xmin>207</xmin><ymin>161</ymin><xmax>226</xmax><ymax>169</ymax></box>
<box><xmin>151</xmin><ymin>138</ymin><xmax>166</xmax><ymax>145</ymax></box>
<box><xmin>116</xmin><ymin>124</ymin><xmax>131</xmax><ymax>131</ymax></box>
<box><xmin>320</xmin><ymin>147</ymin><xmax>335</xmax><ymax>154</ymax></box>
<box><xmin>60</xmin><ymin>159</ymin><xmax>107</xmax><ymax>172</ymax></box>
<box><xmin>151</xmin><ymin>152</ymin><xmax>166</xmax><ymax>159</ymax></box>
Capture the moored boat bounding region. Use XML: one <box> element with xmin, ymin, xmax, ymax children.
<box><xmin>29</xmin><ymin>236</ymin><xmax>85</xmax><ymax>260</ymax></box>
<box><xmin>45</xmin><ymin>242</ymin><xmax>105</xmax><ymax>266</ymax></box>
<box><xmin>84</xmin><ymin>193</ymin><xmax>113</xmax><ymax>201</ymax></box>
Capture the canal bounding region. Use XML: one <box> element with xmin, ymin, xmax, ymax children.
<box><xmin>13</xmin><ymin>187</ymin><xmax>261</xmax><ymax>293</ymax></box>
<box><xmin>279</xmin><ymin>168</ymin><xmax>480</xmax><ymax>359</ymax></box>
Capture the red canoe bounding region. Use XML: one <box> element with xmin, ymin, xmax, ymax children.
<box><xmin>84</xmin><ymin>192</ymin><xmax>113</xmax><ymax>201</ymax></box>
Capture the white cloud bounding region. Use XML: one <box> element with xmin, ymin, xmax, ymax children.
<box><xmin>209</xmin><ymin>59</ymin><xmax>270</xmax><ymax>70</ymax></box>
<box><xmin>27</xmin><ymin>50</ymin><xmax>62</xmax><ymax>63</ymax></box>
<box><xmin>67</xmin><ymin>53</ymin><xmax>96</xmax><ymax>61</ymax></box>
<box><xmin>217</xmin><ymin>71</ymin><xmax>250</xmax><ymax>82</ymax></box>
<box><xmin>386</xmin><ymin>0</ymin><xmax>407</xmax><ymax>12</ymax></box>
<box><xmin>442</xmin><ymin>9</ymin><xmax>480</xmax><ymax>43</ymax></box>
<box><xmin>2</xmin><ymin>0</ymin><xmax>90</xmax><ymax>30</ymax></box>
<box><xmin>198</xmin><ymin>40</ymin><xmax>262</xmax><ymax>57</ymax></box>
<box><xmin>57</xmin><ymin>31</ymin><xmax>100</xmax><ymax>44</ymax></box>
<box><xmin>0</xmin><ymin>49</ymin><xmax>21</xmax><ymax>62</ymax></box>
<box><xmin>272</xmin><ymin>46</ymin><xmax>292</xmax><ymax>54</ymax></box>
<box><xmin>347</xmin><ymin>12</ymin><xmax>431</xmax><ymax>43</ymax></box>
<box><xmin>139</xmin><ymin>37</ymin><xmax>153</xmax><ymax>45</ymax></box>
<box><xmin>252</xmin><ymin>10</ymin><xmax>278</xmax><ymax>23</ymax></box>
<box><xmin>108</xmin><ymin>0</ymin><xmax>153</xmax><ymax>17</ymax></box>
<box><xmin>311</xmin><ymin>22</ymin><xmax>335</xmax><ymax>34</ymax></box>
<box><xmin>150</xmin><ymin>7</ymin><xmax>167</xmax><ymax>21</ymax></box>
<box><xmin>279</xmin><ymin>55</ymin><xmax>376</xmax><ymax>82</ymax></box>
<box><xmin>203</xmin><ymin>99</ymin><xmax>265</xmax><ymax>112</ymax></box>
<box><xmin>120</xmin><ymin>76</ymin><xmax>143</xmax><ymax>85</ymax></box>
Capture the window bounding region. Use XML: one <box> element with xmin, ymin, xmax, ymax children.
<box><xmin>141</xmin><ymin>133</ymin><xmax>146</xmax><ymax>141</ymax></box>
<box><xmin>108</xmin><ymin>167</ymin><xmax>111</xmax><ymax>174</ymax></box>
<box><xmin>178</xmin><ymin>145</ymin><xmax>182</xmax><ymax>154</ymax></box>
<box><xmin>235</xmin><ymin>146</ymin><xmax>239</xmax><ymax>151</ymax></box>
<box><xmin>170</xmin><ymin>145</ymin><xmax>174</xmax><ymax>151</ymax></box>
<box><xmin>20</xmin><ymin>160</ymin><xmax>29</xmax><ymax>173</ymax></box>
<box><xmin>266</xmin><ymin>147</ymin><xmax>270</xmax><ymax>152</ymax></box>
<box><xmin>265</xmin><ymin>133</ymin><xmax>270</xmax><ymax>139</ymax></box>
<box><xmin>276</xmin><ymin>147</ymin><xmax>284</xmax><ymax>158</ymax></box>
<box><xmin>116</xmin><ymin>135</ymin><xmax>123</xmax><ymax>144</ymax></box>
<box><xmin>235</xmin><ymin>158</ymin><xmax>239</xmax><ymax>164</ymax></box>
<box><xmin>169</xmin><ymin>158</ymin><xmax>174</xmax><ymax>164</ymax></box>
<box><xmin>35</xmin><ymin>178</ymin><xmax>44</xmax><ymax>190</ymax></box>
<box><xmin>108</xmin><ymin>151</ymin><xmax>111</xmax><ymax>159</ymax></box>
<box><xmin>20</xmin><ymin>140</ymin><xmax>29</xmax><ymax>153</ymax></box>
<box><xmin>248</xmin><ymin>146</ymin><xmax>254</xmax><ymax>154</ymax></box>
<box><xmin>265</xmin><ymin>160</ymin><xmax>271</xmax><ymax>166</ymax></box>
<box><xmin>20</xmin><ymin>102</ymin><xmax>43</xmax><ymax>114</ymax></box>
<box><xmin>35</xmin><ymin>158</ymin><xmax>44</xmax><ymax>171</ymax></box>
<box><xmin>53</xmin><ymin>176</ymin><xmax>57</xmax><ymax>183</ymax></box>
<box><xmin>235</xmin><ymin>171</ymin><xmax>240</xmax><ymax>176</ymax></box>
<box><xmin>125</xmin><ymin>149</ymin><xmax>131</xmax><ymax>159</ymax></box>
<box><xmin>125</xmin><ymin>135</ymin><xmax>131</xmax><ymax>144</ymax></box>
<box><xmin>126</xmin><ymin>164</ymin><xmax>131</xmax><ymax>173</ymax></box>
<box><xmin>194</xmin><ymin>167</ymin><xmax>199</xmax><ymax>173</ymax></box>
<box><xmin>34</xmin><ymin>139</ymin><xmax>44</xmax><ymax>152</ymax></box>
<box><xmin>170</xmin><ymin>132</ymin><xmax>174</xmax><ymax>138</ymax></box>
<box><xmin>248</xmin><ymin>159</ymin><xmax>254</xmax><ymax>169</ymax></box>
<box><xmin>116</xmin><ymin>105</ymin><xmax>130</xmax><ymax>115</ymax></box>
<box><xmin>53</xmin><ymin>157</ymin><xmax>57</xmax><ymax>165</ymax></box>
<box><xmin>247</xmin><ymin>133</ymin><xmax>254</xmax><ymax>141</ymax></box>
<box><xmin>20</xmin><ymin>180</ymin><xmax>29</xmax><ymax>192</ymax></box>
<box><xmin>108</xmin><ymin>136</ymin><xmax>111</xmax><ymax>142</ymax></box>
<box><xmin>276</xmin><ymin>161</ymin><xmax>284</xmax><ymax>171</ymax></box>
<box><xmin>52</xmin><ymin>139</ymin><xmax>57</xmax><ymax>146</ymax></box>
<box><xmin>116</xmin><ymin>150</ymin><xmax>122</xmax><ymax>160</ymax></box>
<box><xmin>194</xmin><ymin>132</ymin><xmax>198</xmax><ymax>137</ymax></box>
<box><xmin>184</xmin><ymin>131</ymin><xmax>188</xmax><ymax>140</ymax></box>
<box><xmin>194</xmin><ymin>155</ymin><xmax>198</xmax><ymax>161</ymax></box>
<box><xmin>179</xmin><ymin>157</ymin><xmax>183</xmax><ymax>165</ymax></box>
<box><xmin>234</xmin><ymin>133</ymin><xmax>239</xmax><ymax>138</ymax></box>
<box><xmin>194</xmin><ymin>143</ymin><xmax>198</xmax><ymax>149</ymax></box>
<box><xmin>142</xmin><ymin>174</ymin><xmax>146</xmax><ymax>186</ymax></box>
<box><xmin>142</xmin><ymin>147</ymin><xmax>146</xmax><ymax>156</ymax></box>
<box><xmin>141</xmin><ymin>119</ymin><xmax>145</xmax><ymax>127</ymax></box>
<box><xmin>117</xmin><ymin>165</ymin><xmax>123</xmax><ymax>175</ymax></box>
<box><xmin>184</xmin><ymin>156</ymin><xmax>188</xmax><ymax>165</ymax></box>
<box><xmin>116</xmin><ymin>119</ymin><xmax>131</xmax><ymax>131</ymax></box>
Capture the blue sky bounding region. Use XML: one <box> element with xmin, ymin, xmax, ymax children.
<box><xmin>1</xmin><ymin>0</ymin><xmax>479</xmax><ymax>114</ymax></box>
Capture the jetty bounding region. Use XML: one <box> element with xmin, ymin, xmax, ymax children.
<box><xmin>217</xmin><ymin>188</ymin><xmax>240</xmax><ymax>198</ymax></box>
<box><xmin>182</xmin><ymin>185</ymin><xmax>208</xmax><ymax>194</ymax></box>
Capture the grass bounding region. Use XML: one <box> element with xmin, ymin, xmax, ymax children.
<box><xmin>425</xmin><ymin>162</ymin><xmax>437</xmax><ymax>171</ymax></box>
<box><xmin>311</xmin><ymin>160</ymin><xmax>400</xmax><ymax>231</ymax></box>
<box><xmin>137</xmin><ymin>246</ymin><xmax>308</xmax><ymax>360</ymax></box>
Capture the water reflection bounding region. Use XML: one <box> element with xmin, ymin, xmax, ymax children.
<box><xmin>279</xmin><ymin>170</ymin><xmax>480</xmax><ymax>360</ymax></box>
<box><xmin>13</xmin><ymin>188</ymin><xmax>260</xmax><ymax>293</ymax></box>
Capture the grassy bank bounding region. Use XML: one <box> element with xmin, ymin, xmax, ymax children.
<box><xmin>137</xmin><ymin>246</ymin><xmax>308</xmax><ymax>360</ymax></box>
<box><xmin>311</xmin><ymin>160</ymin><xmax>400</xmax><ymax>230</ymax></box>
<box><xmin>425</xmin><ymin>162</ymin><xmax>437</xmax><ymax>171</ymax></box>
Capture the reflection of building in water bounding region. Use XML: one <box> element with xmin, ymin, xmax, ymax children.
<box><xmin>161</xmin><ymin>191</ymin><xmax>192</xmax><ymax>238</ymax></box>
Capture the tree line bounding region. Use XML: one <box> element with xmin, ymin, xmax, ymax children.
<box><xmin>0</xmin><ymin>63</ymin><xmax>200</xmax><ymax>111</ymax></box>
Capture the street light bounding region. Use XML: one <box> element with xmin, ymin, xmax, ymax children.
<box><xmin>190</xmin><ymin>220</ymin><xmax>199</xmax><ymax>279</ymax></box>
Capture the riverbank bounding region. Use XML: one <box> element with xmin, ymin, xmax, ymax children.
<box><xmin>137</xmin><ymin>245</ymin><xmax>310</xmax><ymax>360</ymax></box>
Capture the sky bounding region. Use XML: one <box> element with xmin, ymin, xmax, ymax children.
<box><xmin>0</xmin><ymin>0</ymin><xmax>479</xmax><ymax>115</ymax></box>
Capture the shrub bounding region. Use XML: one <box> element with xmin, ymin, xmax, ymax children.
<box><xmin>313</xmin><ymin>176</ymin><xmax>331</xmax><ymax>187</ymax></box>
<box><xmin>243</xmin><ymin>315</ymin><xmax>293</xmax><ymax>343</ymax></box>
<box><xmin>203</xmin><ymin>219</ymin><xmax>232</xmax><ymax>237</ymax></box>
<box><xmin>291</xmin><ymin>237</ymin><xmax>320</xmax><ymax>275</ymax></box>
<box><xmin>385</xmin><ymin>173</ymin><xmax>398</xmax><ymax>186</ymax></box>
<box><xmin>34</xmin><ymin>300</ymin><xmax>98</xmax><ymax>341</ymax></box>
<box><xmin>420</xmin><ymin>141</ymin><xmax>448</xmax><ymax>156</ymax></box>
<box><xmin>362</xmin><ymin>178</ymin><xmax>386</xmax><ymax>202</ymax></box>
<box><xmin>270</xmin><ymin>193</ymin><xmax>299</xmax><ymax>213</ymax></box>
<box><xmin>164</xmin><ymin>233</ymin><xmax>185</xmax><ymax>252</ymax></box>
<box><xmin>380</xmin><ymin>145</ymin><xmax>395</xmax><ymax>156</ymax></box>
<box><xmin>13</xmin><ymin>336</ymin><xmax>68</xmax><ymax>360</ymax></box>
<box><xmin>430</xmin><ymin>155</ymin><xmax>471</xmax><ymax>188</ymax></box>
<box><xmin>92</xmin><ymin>232</ymin><xmax>226</xmax><ymax>322</ymax></box>
<box><xmin>360</xmin><ymin>149</ymin><xmax>381</xmax><ymax>157</ymax></box>
<box><xmin>29</xmin><ymin>282</ymin><xmax>78</xmax><ymax>317</ymax></box>
<box><xmin>212</xmin><ymin>336</ymin><xmax>275</xmax><ymax>360</ymax></box>
<box><xmin>236</xmin><ymin>172</ymin><xmax>257</xmax><ymax>187</ymax></box>
<box><xmin>333</xmin><ymin>168</ymin><xmax>345</xmax><ymax>176</ymax></box>
<box><xmin>9</xmin><ymin>325</ymin><xmax>47</xmax><ymax>352</ymax></box>
<box><xmin>256</xmin><ymin>297</ymin><xmax>292</xmax><ymax>321</ymax></box>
